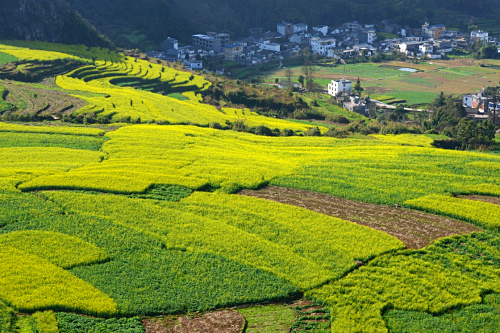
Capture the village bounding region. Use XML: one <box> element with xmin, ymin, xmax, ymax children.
<box><xmin>145</xmin><ymin>21</ymin><xmax>500</xmax><ymax>123</ymax></box>
<box><xmin>148</xmin><ymin>21</ymin><xmax>498</xmax><ymax>70</ymax></box>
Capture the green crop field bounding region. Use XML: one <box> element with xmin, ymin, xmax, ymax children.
<box><xmin>0</xmin><ymin>41</ymin><xmax>499</xmax><ymax>332</ymax></box>
<box><xmin>260</xmin><ymin>59</ymin><xmax>500</xmax><ymax>106</ymax></box>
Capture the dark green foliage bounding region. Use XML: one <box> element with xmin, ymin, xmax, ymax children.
<box><xmin>456</xmin><ymin>119</ymin><xmax>496</xmax><ymax>149</ymax></box>
<box><xmin>0</xmin><ymin>0</ymin><xmax>113</xmax><ymax>48</ymax></box>
<box><xmin>326</xmin><ymin>114</ymin><xmax>350</xmax><ymax>124</ymax></box>
<box><xmin>56</xmin><ymin>313</ymin><xmax>144</xmax><ymax>333</ymax></box>
<box><xmin>127</xmin><ymin>184</ymin><xmax>192</xmax><ymax>201</ymax></box>
<box><xmin>474</xmin><ymin>44</ymin><xmax>500</xmax><ymax>59</ymax></box>
<box><xmin>354</xmin><ymin>77</ymin><xmax>363</xmax><ymax>96</ymax></box>
<box><xmin>254</xmin><ymin>125</ymin><xmax>273</xmax><ymax>136</ymax></box>
<box><xmin>231</xmin><ymin>119</ymin><xmax>247</xmax><ymax>132</ymax></box>
<box><xmin>429</xmin><ymin>93</ymin><xmax>467</xmax><ymax>134</ymax></box>
<box><xmin>304</xmin><ymin>127</ymin><xmax>321</xmax><ymax>136</ymax></box>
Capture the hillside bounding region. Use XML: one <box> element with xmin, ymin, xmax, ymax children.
<box><xmin>65</xmin><ymin>0</ymin><xmax>500</xmax><ymax>49</ymax></box>
<box><xmin>0</xmin><ymin>41</ymin><xmax>500</xmax><ymax>332</ymax></box>
<box><xmin>0</xmin><ymin>0</ymin><xmax>113</xmax><ymax>48</ymax></box>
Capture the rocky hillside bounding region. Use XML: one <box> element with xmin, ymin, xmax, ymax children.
<box><xmin>0</xmin><ymin>0</ymin><xmax>113</xmax><ymax>48</ymax></box>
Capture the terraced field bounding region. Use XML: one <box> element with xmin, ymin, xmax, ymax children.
<box><xmin>0</xmin><ymin>41</ymin><xmax>499</xmax><ymax>333</ymax></box>
<box><xmin>0</xmin><ymin>80</ymin><xmax>86</xmax><ymax>119</ymax></box>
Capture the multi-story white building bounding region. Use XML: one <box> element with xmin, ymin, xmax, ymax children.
<box><xmin>192</xmin><ymin>32</ymin><xmax>230</xmax><ymax>52</ymax></box>
<box><xmin>361</xmin><ymin>29</ymin><xmax>376</xmax><ymax>44</ymax></box>
<box><xmin>328</xmin><ymin>78</ymin><xmax>351</xmax><ymax>96</ymax></box>
<box><xmin>471</xmin><ymin>30</ymin><xmax>489</xmax><ymax>43</ymax></box>
<box><xmin>310</xmin><ymin>38</ymin><xmax>336</xmax><ymax>56</ymax></box>
<box><xmin>277</xmin><ymin>22</ymin><xmax>294</xmax><ymax>36</ymax></box>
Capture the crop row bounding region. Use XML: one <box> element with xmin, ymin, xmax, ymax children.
<box><xmin>18</xmin><ymin>125</ymin><xmax>500</xmax><ymax>201</ymax></box>
<box><xmin>0</xmin><ymin>121</ymin><xmax>105</xmax><ymax>136</ymax></box>
<box><xmin>0</xmin><ymin>132</ymin><xmax>105</xmax><ymax>151</ymax></box>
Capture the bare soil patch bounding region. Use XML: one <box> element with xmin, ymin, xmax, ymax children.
<box><xmin>143</xmin><ymin>311</ymin><xmax>245</xmax><ymax>333</ymax></box>
<box><xmin>239</xmin><ymin>186</ymin><xmax>480</xmax><ymax>249</ymax></box>
<box><xmin>458</xmin><ymin>195</ymin><xmax>500</xmax><ymax>206</ymax></box>
<box><xmin>1</xmin><ymin>80</ymin><xmax>85</xmax><ymax>119</ymax></box>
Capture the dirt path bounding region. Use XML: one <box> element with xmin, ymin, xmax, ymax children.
<box><xmin>458</xmin><ymin>195</ymin><xmax>500</xmax><ymax>206</ymax></box>
<box><xmin>239</xmin><ymin>186</ymin><xmax>480</xmax><ymax>249</ymax></box>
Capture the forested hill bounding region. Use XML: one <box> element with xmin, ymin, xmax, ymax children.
<box><xmin>0</xmin><ymin>0</ymin><xmax>113</xmax><ymax>48</ymax></box>
<box><xmin>65</xmin><ymin>0</ymin><xmax>500</xmax><ymax>49</ymax></box>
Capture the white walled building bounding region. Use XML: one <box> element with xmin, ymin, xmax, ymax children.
<box><xmin>463</xmin><ymin>94</ymin><xmax>473</xmax><ymax>108</ymax></box>
<box><xmin>328</xmin><ymin>78</ymin><xmax>351</xmax><ymax>96</ymax></box>
<box><xmin>310</xmin><ymin>38</ymin><xmax>336</xmax><ymax>56</ymax></box>
<box><xmin>419</xmin><ymin>43</ymin><xmax>433</xmax><ymax>54</ymax></box>
<box><xmin>277</xmin><ymin>22</ymin><xmax>294</xmax><ymax>36</ymax></box>
<box><xmin>293</xmin><ymin>23</ymin><xmax>308</xmax><ymax>33</ymax></box>
<box><xmin>259</xmin><ymin>41</ymin><xmax>281</xmax><ymax>52</ymax></box>
<box><xmin>471</xmin><ymin>30</ymin><xmax>489</xmax><ymax>43</ymax></box>
<box><xmin>313</xmin><ymin>26</ymin><xmax>329</xmax><ymax>36</ymax></box>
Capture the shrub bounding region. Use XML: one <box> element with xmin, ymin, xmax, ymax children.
<box><xmin>254</xmin><ymin>125</ymin><xmax>273</xmax><ymax>136</ymax></box>
<box><xmin>326</xmin><ymin>114</ymin><xmax>350</xmax><ymax>124</ymax></box>
<box><xmin>304</xmin><ymin>127</ymin><xmax>321</xmax><ymax>136</ymax></box>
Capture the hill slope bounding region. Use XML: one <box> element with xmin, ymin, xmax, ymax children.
<box><xmin>0</xmin><ymin>0</ymin><xmax>113</xmax><ymax>48</ymax></box>
<box><xmin>66</xmin><ymin>0</ymin><xmax>500</xmax><ymax>49</ymax></box>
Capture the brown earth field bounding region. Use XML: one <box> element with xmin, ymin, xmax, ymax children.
<box><xmin>458</xmin><ymin>194</ymin><xmax>500</xmax><ymax>206</ymax></box>
<box><xmin>1</xmin><ymin>80</ymin><xmax>86</xmax><ymax>119</ymax></box>
<box><xmin>239</xmin><ymin>186</ymin><xmax>480</xmax><ymax>249</ymax></box>
<box><xmin>143</xmin><ymin>310</ymin><xmax>245</xmax><ymax>333</ymax></box>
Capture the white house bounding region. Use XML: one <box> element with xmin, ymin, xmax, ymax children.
<box><xmin>419</xmin><ymin>43</ymin><xmax>433</xmax><ymax>55</ymax></box>
<box><xmin>259</xmin><ymin>41</ymin><xmax>281</xmax><ymax>52</ymax></box>
<box><xmin>328</xmin><ymin>78</ymin><xmax>351</xmax><ymax>96</ymax></box>
<box><xmin>463</xmin><ymin>94</ymin><xmax>473</xmax><ymax>108</ymax></box>
<box><xmin>277</xmin><ymin>22</ymin><xmax>293</xmax><ymax>36</ymax></box>
<box><xmin>361</xmin><ymin>29</ymin><xmax>376</xmax><ymax>44</ymax></box>
<box><xmin>310</xmin><ymin>38</ymin><xmax>336</xmax><ymax>56</ymax></box>
<box><xmin>313</xmin><ymin>26</ymin><xmax>329</xmax><ymax>36</ymax></box>
<box><xmin>293</xmin><ymin>23</ymin><xmax>308</xmax><ymax>33</ymax></box>
<box><xmin>471</xmin><ymin>30</ymin><xmax>489</xmax><ymax>43</ymax></box>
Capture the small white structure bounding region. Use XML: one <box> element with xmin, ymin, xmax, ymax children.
<box><xmin>293</xmin><ymin>23</ymin><xmax>308</xmax><ymax>33</ymax></box>
<box><xmin>419</xmin><ymin>43</ymin><xmax>433</xmax><ymax>54</ymax></box>
<box><xmin>313</xmin><ymin>26</ymin><xmax>329</xmax><ymax>36</ymax></box>
<box><xmin>259</xmin><ymin>41</ymin><xmax>281</xmax><ymax>52</ymax></box>
<box><xmin>463</xmin><ymin>94</ymin><xmax>473</xmax><ymax>108</ymax></box>
<box><xmin>328</xmin><ymin>78</ymin><xmax>351</xmax><ymax>96</ymax></box>
<box><xmin>310</xmin><ymin>38</ymin><xmax>336</xmax><ymax>56</ymax></box>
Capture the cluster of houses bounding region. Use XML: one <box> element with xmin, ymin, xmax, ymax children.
<box><xmin>146</xmin><ymin>20</ymin><xmax>499</xmax><ymax>70</ymax></box>
<box><xmin>463</xmin><ymin>89</ymin><xmax>500</xmax><ymax>120</ymax></box>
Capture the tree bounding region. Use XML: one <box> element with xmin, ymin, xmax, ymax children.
<box><xmin>298</xmin><ymin>75</ymin><xmax>305</xmax><ymax>89</ymax></box>
<box><xmin>285</xmin><ymin>68</ymin><xmax>293</xmax><ymax>82</ymax></box>
<box><xmin>456</xmin><ymin>119</ymin><xmax>496</xmax><ymax>149</ymax></box>
<box><xmin>354</xmin><ymin>77</ymin><xmax>364</xmax><ymax>96</ymax></box>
